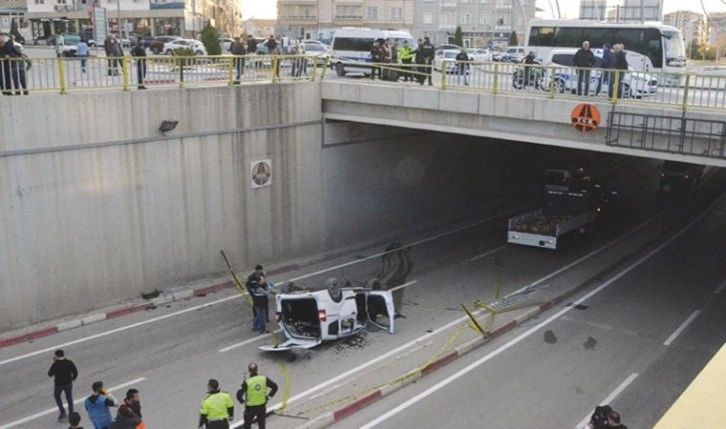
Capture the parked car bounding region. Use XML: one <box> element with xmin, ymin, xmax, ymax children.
<box><xmin>219</xmin><ymin>37</ymin><xmax>234</xmax><ymax>52</ymax></box>
<box><xmin>301</xmin><ymin>41</ymin><xmax>330</xmax><ymax>66</ymax></box>
<box><xmin>434</xmin><ymin>43</ymin><xmax>461</xmax><ymax>54</ymax></box>
<box><xmin>541</xmin><ymin>48</ymin><xmax>658</xmax><ymax>98</ymax></box>
<box><xmin>466</xmin><ymin>48</ymin><xmax>492</xmax><ymax>62</ymax></box>
<box><xmin>659</xmin><ymin>161</ymin><xmax>704</xmax><ymax>192</ymax></box>
<box><xmin>163</xmin><ymin>39</ymin><xmax>207</xmax><ymax>55</ymax></box>
<box><xmin>55</xmin><ymin>33</ymin><xmax>82</xmax><ymax>57</ymax></box>
<box><xmin>259</xmin><ymin>279</ymin><xmax>395</xmax><ymax>352</ymax></box>
<box><xmin>434</xmin><ymin>49</ymin><xmax>468</xmax><ymax>73</ymax></box>
<box><xmin>149</xmin><ymin>35</ymin><xmax>182</xmax><ymax>54</ymax></box>
<box><xmin>496</xmin><ymin>46</ymin><xmax>526</xmax><ymax>63</ymax></box>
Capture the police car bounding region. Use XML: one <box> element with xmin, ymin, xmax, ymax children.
<box><xmin>541</xmin><ymin>48</ymin><xmax>658</xmax><ymax>98</ymax></box>
<box><xmin>259</xmin><ymin>278</ymin><xmax>395</xmax><ymax>352</ymax></box>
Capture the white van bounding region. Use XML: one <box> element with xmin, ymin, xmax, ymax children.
<box><xmin>330</xmin><ymin>27</ymin><xmax>416</xmax><ymax>77</ymax></box>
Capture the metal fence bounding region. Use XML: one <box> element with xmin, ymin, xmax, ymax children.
<box><xmin>0</xmin><ymin>54</ymin><xmax>325</xmax><ymax>94</ymax></box>
<box><xmin>3</xmin><ymin>54</ymin><xmax>726</xmax><ymax>113</ymax></box>
<box><xmin>436</xmin><ymin>60</ymin><xmax>726</xmax><ymax>112</ymax></box>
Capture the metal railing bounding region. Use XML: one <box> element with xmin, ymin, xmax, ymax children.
<box><xmin>0</xmin><ymin>54</ymin><xmax>325</xmax><ymax>94</ymax></box>
<box><xmin>435</xmin><ymin>59</ymin><xmax>726</xmax><ymax>112</ymax></box>
<box><xmin>4</xmin><ymin>54</ymin><xmax>726</xmax><ymax>114</ymax></box>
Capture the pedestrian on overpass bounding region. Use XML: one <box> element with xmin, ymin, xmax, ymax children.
<box><xmin>398</xmin><ymin>40</ymin><xmax>414</xmax><ymax>82</ymax></box>
<box><xmin>48</xmin><ymin>349</ymin><xmax>79</xmax><ymax>421</ymax></box>
<box><xmin>130</xmin><ymin>41</ymin><xmax>147</xmax><ymax>90</ymax></box>
<box><xmin>418</xmin><ymin>36</ymin><xmax>436</xmax><ymax>86</ymax></box>
<box><xmin>198</xmin><ymin>379</ymin><xmax>235</xmax><ymax>429</ymax></box>
<box><xmin>236</xmin><ymin>363</ymin><xmax>278</xmax><ymax>429</ymax></box>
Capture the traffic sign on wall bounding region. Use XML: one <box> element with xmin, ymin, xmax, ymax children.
<box><xmin>250</xmin><ymin>159</ymin><xmax>272</xmax><ymax>189</ymax></box>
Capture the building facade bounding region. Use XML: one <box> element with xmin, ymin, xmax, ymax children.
<box><xmin>242</xmin><ymin>18</ymin><xmax>275</xmax><ymax>38</ymax></box>
<box><xmin>412</xmin><ymin>0</ymin><xmax>536</xmax><ymax>47</ymax></box>
<box><xmin>663</xmin><ymin>10</ymin><xmax>707</xmax><ymax>46</ymax></box>
<box><xmin>0</xmin><ymin>0</ymin><xmax>28</xmax><ymax>40</ymax></box>
<box><xmin>278</xmin><ymin>0</ymin><xmax>414</xmax><ymax>41</ymax></box>
<box><xmin>24</xmin><ymin>0</ymin><xmax>240</xmax><ymax>40</ymax></box>
<box><xmin>578</xmin><ymin>0</ymin><xmax>663</xmax><ymax>23</ymax></box>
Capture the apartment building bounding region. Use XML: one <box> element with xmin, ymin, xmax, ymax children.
<box><xmin>582</xmin><ymin>0</ymin><xmax>663</xmax><ymax>23</ymax></box>
<box><xmin>24</xmin><ymin>0</ymin><xmax>239</xmax><ymax>40</ymax></box>
<box><xmin>278</xmin><ymin>0</ymin><xmax>413</xmax><ymax>41</ymax></box>
<box><xmin>243</xmin><ymin>18</ymin><xmax>276</xmax><ymax>38</ymax></box>
<box><xmin>412</xmin><ymin>0</ymin><xmax>536</xmax><ymax>47</ymax></box>
<box><xmin>0</xmin><ymin>0</ymin><xmax>27</xmax><ymax>37</ymax></box>
<box><xmin>663</xmin><ymin>10</ymin><xmax>707</xmax><ymax>46</ymax></box>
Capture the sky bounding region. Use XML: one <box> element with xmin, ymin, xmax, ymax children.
<box><xmin>240</xmin><ymin>0</ymin><xmax>726</xmax><ymax>20</ymax></box>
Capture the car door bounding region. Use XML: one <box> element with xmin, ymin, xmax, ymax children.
<box><xmin>366</xmin><ymin>291</ymin><xmax>394</xmax><ymax>334</ymax></box>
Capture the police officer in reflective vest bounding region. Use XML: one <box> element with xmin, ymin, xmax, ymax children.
<box><xmin>198</xmin><ymin>379</ymin><xmax>234</xmax><ymax>429</ymax></box>
<box><xmin>236</xmin><ymin>363</ymin><xmax>278</xmax><ymax>429</ymax></box>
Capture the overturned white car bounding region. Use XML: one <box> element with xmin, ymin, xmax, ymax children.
<box><xmin>259</xmin><ymin>279</ymin><xmax>395</xmax><ymax>352</ymax></box>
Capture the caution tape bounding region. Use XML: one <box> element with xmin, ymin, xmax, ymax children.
<box><xmin>220</xmin><ymin>250</ymin><xmax>254</xmax><ymax>309</ymax></box>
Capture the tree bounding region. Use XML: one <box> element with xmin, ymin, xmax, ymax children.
<box><xmin>200</xmin><ymin>23</ymin><xmax>221</xmax><ymax>56</ymax></box>
<box><xmin>454</xmin><ymin>26</ymin><xmax>463</xmax><ymax>47</ymax></box>
<box><xmin>508</xmin><ymin>32</ymin><xmax>518</xmax><ymax>46</ymax></box>
<box><xmin>688</xmin><ymin>39</ymin><xmax>699</xmax><ymax>60</ymax></box>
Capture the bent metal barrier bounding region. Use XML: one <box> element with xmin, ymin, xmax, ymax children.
<box><xmin>2</xmin><ymin>54</ymin><xmax>726</xmax><ymax>112</ymax></box>
<box><xmin>0</xmin><ymin>54</ymin><xmax>326</xmax><ymax>94</ymax></box>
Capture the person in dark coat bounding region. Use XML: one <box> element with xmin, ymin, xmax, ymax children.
<box><xmin>596</xmin><ymin>43</ymin><xmax>612</xmax><ymax>95</ymax></box>
<box><xmin>230</xmin><ymin>36</ymin><xmax>247</xmax><ymax>83</ymax></box>
<box><xmin>108</xmin><ymin>405</ymin><xmax>141</xmax><ymax>429</ymax></box>
<box><xmin>370</xmin><ymin>38</ymin><xmax>384</xmax><ymax>80</ymax></box>
<box><xmin>609</xmin><ymin>43</ymin><xmax>629</xmax><ymax>98</ymax></box>
<box><xmin>48</xmin><ymin>349</ymin><xmax>79</xmax><ymax>420</ymax></box>
<box><xmin>419</xmin><ymin>36</ymin><xmax>436</xmax><ymax>86</ymax></box>
<box><xmin>573</xmin><ymin>40</ymin><xmax>596</xmax><ymax>95</ymax></box>
<box><xmin>130</xmin><ymin>40</ymin><xmax>147</xmax><ymax>90</ymax></box>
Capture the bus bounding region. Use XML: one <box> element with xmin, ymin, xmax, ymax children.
<box><xmin>653</xmin><ymin>343</ymin><xmax>726</xmax><ymax>428</ymax></box>
<box><xmin>525</xmin><ymin>19</ymin><xmax>686</xmax><ymax>81</ymax></box>
<box><xmin>330</xmin><ymin>28</ymin><xmax>416</xmax><ymax>77</ymax></box>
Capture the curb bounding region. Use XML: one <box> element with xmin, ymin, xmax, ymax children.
<box><xmin>0</xmin><ymin>280</ymin><xmax>233</xmax><ymax>350</ymax></box>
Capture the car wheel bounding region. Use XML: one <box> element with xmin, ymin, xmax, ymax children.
<box><xmin>335</xmin><ymin>62</ymin><xmax>346</xmax><ymax>77</ymax></box>
<box><xmin>554</xmin><ymin>78</ymin><xmax>566</xmax><ymax>93</ymax></box>
<box><xmin>195</xmin><ymin>50</ymin><xmax>203</xmax><ymax>55</ymax></box>
<box><xmin>166</xmin><ymin>49</ymin><xmax>173</xmax><ymax>55</ymax></box>
<box><xmin>325</xmin><ymin>278</ymin><xmax>343</xmax><ymax>303</ymax></box>
<box><xmin>512</xmin><ymin>70</ymin><xmax>523</xmax><ymax>89</ymax></box>
<box><xmin>622</xmin><ymin>83</ymin><xmax>632</xmax><ymax>98</ymax></box>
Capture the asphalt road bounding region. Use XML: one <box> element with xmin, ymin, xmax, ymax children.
<box><xmin>332</xmin><ymin>176</ymin><xmax>726</xmax><ymax>429</ymax></box>
<box><xmin>2</xmin><ymin>148</ymin><xmax>724</xmax><ymax>429</ymax></box>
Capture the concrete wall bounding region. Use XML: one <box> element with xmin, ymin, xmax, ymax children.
<box><xmin>0</xmin><ymin>83</ymin><xmax>557</xmax><ymax>331</ymax></box>
<box><xmin>0</xmin><ymin>84</ymin><xmax>325</xmax><ymax>330</ymax></box>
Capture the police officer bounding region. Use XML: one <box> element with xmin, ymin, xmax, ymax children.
<box><xmin>236</xmin><ymin>363</ymin><xmax>278</xmax><ymax>429</ymax></box>
<box><xmin>198</xmin><ymin>379</ymin><xmax>234</xmax><ymax>429</ymax></box>
<box><xmin>398</xmin><ymin>40</ymin><xmax>414</xmax><ymax>82</ymax></box>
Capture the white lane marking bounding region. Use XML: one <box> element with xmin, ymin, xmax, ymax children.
<box><xmin>713</xmin><ymin>279</ymin><xmax>726</xmax><ymax>295</ymax></box>
<box><xmin>218</xmin><ymin>329</ymin><xmax>282</xmax><ymax>353</ymax></box>
<box><xmin>465</xmin><ymin>246</ymin><xmax>506</xmax><ymax>263</ymax></box>
<box><xmin>0</xmin><ymin>377</ymin><xmax>146</xmax><ymax>429</ymax></box>
<box><xmin>0</xmin><ymin>296</ymin><xmax>240</xmax><ymax>367</ymax></box>
<box><xmin>360</xmin><ymin>194</ymin><xmax>717</xmax><ymax>429</ymax></box>
<box><xmin>1</xmin><ymin>209</ymin><xmax>513</xmax><ymax>365</ymax></box>
<box><xmin>390</xmin><ymin>280</ymin><xmax>418</xmax><ymax>292</ymax></box>
<box><xmin>575</xmin><ymin>373</ymin><xmax>639</xmax><ymax>429</ymax></box>
<box><xmin>663</xmin><ymin>310</ymin><xmax>701</xmax><ymax>346</ymax></box>
<box><xmin>285</xmin><ymin>208</ymin><xmax>521</xmax><ymax>283</ymax></box>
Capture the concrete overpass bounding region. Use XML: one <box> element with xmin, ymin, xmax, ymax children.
<box><xmin>321</xmin><ymin>80</ymin><xmax>726</xmax><ymax>168</ymax></box>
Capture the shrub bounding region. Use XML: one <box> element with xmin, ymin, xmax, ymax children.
<box><xmin>201</xmin><ymin>23</ymin><xmax>221</xmax><ymax>56</ymax></box>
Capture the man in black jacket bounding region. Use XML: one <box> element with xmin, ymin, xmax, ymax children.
<box><xmin>130</xmin><ymin>41</ymin><xmax>147</xmax><ymax>90</ymax></box>
<box><xmin>574</xmin><ymin>41</ymin><xmax>596</xmax><ymax>96</ymax></box>
<box><xmin>609</xmin><ymin>43</ymin><xmax>629</xmax><ymax>99</ymax></box>
<box><xmin>419</xmin><ymin>36</ymin><xmax>436</xmax><ymax>86</ymax></box>
<box><xmin>370</xmin><ymin>38</ymin><xmax>384</xmax><ymax>80</ymax></box>
<box><xmin>230</xmin><ymin>36</ymin><xmax>247</xmax><ymax>83</ymax></box>
<box><xmin>48</xmin><ymin>349</ymin><xmax>79</xmax><ymax>420</ymax></box>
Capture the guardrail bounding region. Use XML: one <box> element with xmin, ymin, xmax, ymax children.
<box><xmin>436</xmin><ymin>59</ymin><xmax>726</xmax><ymax>112</ymax></box>
<box><xmin>0</xmin><ymin>54</ymin><xmax>326</xmax><ymax>94</ymax></box>
<box><xmin>3</xmin><ymin>54</ymin><xmax>726</xmax><ymax>113</ymax></box>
